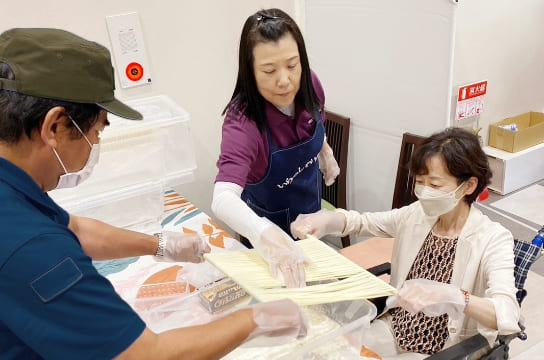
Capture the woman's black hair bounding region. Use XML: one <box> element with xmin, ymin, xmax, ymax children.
<box><xmin>222</xmin><ymin>8</ymin><xmax>320</xmax><ymax>132</ymax></box>
<box><xmin>410</xmin><ymin>127</ymin><xmax>492</xmax><ymax>204</ymax></box>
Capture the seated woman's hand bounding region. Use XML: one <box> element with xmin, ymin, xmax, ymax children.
<box><xmin>290</xmin><ymin>210</ymin><xmax>346</xmax><ymax>240</ymax></box>
<box><xmin>389</xmin><ymin>278</ymin><xmax>466</xmax><ymax>319</ymax></box>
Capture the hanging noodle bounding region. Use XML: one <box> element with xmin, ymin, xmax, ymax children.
<box><xmin>204</xmin><ymin>236</ymin><xmax>396</xmax><ymax>306</ymax></box>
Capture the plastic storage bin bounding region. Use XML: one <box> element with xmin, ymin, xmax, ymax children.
<box><xmin>49</xmin><ymin>94</ymin><xmax>196</xmax><ymax>202</ymax></box>
<box><xmin>102</xmin><ymin>95</ymin><xmax>197</xmax><ymax>188</ymax></box>
<box><xmin>57</xmin><ymin>181</ymin><xmax>164</xmax><ymax>233</ymax></box>
<box><xmin>48</xmin><ymin>95</ymin><xmax>195</xmax><ymax>231</ymax></box>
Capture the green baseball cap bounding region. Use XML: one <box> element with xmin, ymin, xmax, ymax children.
<box><xmin>0</xmin><ymin>28</ymin><xmax>142</xmax><ymax>120</ymax></box>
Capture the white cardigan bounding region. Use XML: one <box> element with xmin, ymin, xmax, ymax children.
<box><xmin>337</xmin><ymin>201</ymin><xmax>520</xmax><ymax>348</ymax></box>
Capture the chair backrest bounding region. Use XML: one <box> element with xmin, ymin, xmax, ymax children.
<box><xmin>391</xmin><ymin>132</ymin><xmax>427</xmax><ymax>209</ymax></box>
<box><xmin>322</xmin><ymin>110</ymin><xmax>350</xmax><ymax>210</ymax></box>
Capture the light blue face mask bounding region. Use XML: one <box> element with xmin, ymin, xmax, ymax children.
<box><xmin>52</xmin><ymin>118</ymin><xmax>100</xmax><ymax>189</ymax></box>
<box><xmin>414</xmin><ymin>181</ymin><xmax>466</xmax><ymax>217</ymax></box>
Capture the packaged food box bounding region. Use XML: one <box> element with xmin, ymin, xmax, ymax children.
<box><xmin>199</xmin><ymin>279</ymin><xmax>250</xmax><ymax>313</ymax></box>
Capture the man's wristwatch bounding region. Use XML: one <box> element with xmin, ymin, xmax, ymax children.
<box><xmin>154</xmin><ymin>232</ymin><xmax>166</xmax><ymax>257</ymax></box>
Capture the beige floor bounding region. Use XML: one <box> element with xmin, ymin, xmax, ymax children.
<box><xmin>476</xmin><ymin>182</ymin><xmax>544</xmax><ymax>357</ymax></box>
<box><xmin>510</xmin><ymin>270</ymin><xmax>544</xmax><ymax>358</ymax></box>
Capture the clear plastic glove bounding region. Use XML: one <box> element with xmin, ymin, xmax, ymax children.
<box><xmin>253</xmin><ymin>220</ymin><xmax>309</xmax><ymax>288</ymax></box>
<box><xmin>290</xmin><ymin>210</ymin><xmax>346</xmax><ymax>240</ymax></box>
<box><xmin>244</xmin><ymin>299</ymin><xmax>308</xmax><ymax>347</ymax></box>
<box><xmin>318</xmin><ymin>143</ymin><xmax>340</xmax><ymax>186</ymax></box>
<box><xmin>387</xmin><ymin>278</ymin><xmax>466</xmax><ymax>319</ymax></box>
<box><xmin>155</xmin><ymin>230</ymin><xmax>211</xmax><ymax>263</ymax></box>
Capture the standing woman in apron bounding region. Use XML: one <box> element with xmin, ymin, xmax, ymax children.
<box><xmin>212</xmin><ymin>8</ymin><xmax>340</xmax><ymax>288</ymax></box>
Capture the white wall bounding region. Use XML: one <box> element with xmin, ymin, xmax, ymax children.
<box><xmin>1</xmin><ymin>1</ymin><xmax>296</xmax><ymax>225</ymax></box>
<box><xmin>305</xmin><ymin>0</ymin><xmax>456</xmax><ymax>212</ymax></box>
<box><xmin>453</xmin><ymin>0</ymin><xmax>544</xmax><ymax>145</ymax></box>
<box><xmin>304</xmin><ymin>0</ymin><xmax>544</xmax><ymax>214</ymax></box>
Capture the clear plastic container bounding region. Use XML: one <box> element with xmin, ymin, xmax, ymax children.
<box><xmin>116</xmin><ymin>279</ymin><xmax>194</xmax><ymax>326</ymax></box>
<box><xmin>223</xmin><ymin>299</ymin><xmax>377</xmax><ymax>360</ymax></box>
<box><xmin>56</xmin><ymin>181</ymin><xmax>164</xmax><ymax>233</ymax></box>
<box><xmin>104</xmin><ymin>94</ymin><xmax>197</xmax><ymax>188</ymax></box>
<box><xmin>49</xmin><ymin>95</ymin><xmax>196</xmax><ymax>204</ymax></box>
<box><xmin>47</xmin><ymin>95</ymin><xmax>197</xmax><ymax>232</ymax></box>
<box><xmin>282</xmin><ymin>299</ymin><xmax>377</xmax><ymax>359</ymax></box>
<box><xmin>115</xmin><ymin>277</ymin><xmax>376</xmax><ymax>357</ymax></box>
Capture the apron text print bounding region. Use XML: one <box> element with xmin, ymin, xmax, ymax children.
<box><xmin>276</xmin><ymin>155</ymin><xmax>318</xmax><ymax>189</ymax></box>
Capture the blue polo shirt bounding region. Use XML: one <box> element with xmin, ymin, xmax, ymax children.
<box><xmin>0</xmin><ymin>157</ymin><xmax>145</xmax><ymax>359</ymax></box>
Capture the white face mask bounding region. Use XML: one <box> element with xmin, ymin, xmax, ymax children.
<box><xmin>52</xmin><ymin>119</ymin><xmax>100</xmax><ymax>189</ymax></box>
<box><xmin>414</xmin><ymin>181</ymin><xmax>466</xmax><ymax>217</ymax></box>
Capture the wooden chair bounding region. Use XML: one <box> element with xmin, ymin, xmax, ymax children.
<box><xmin>240</xmin><ymin>110</ymin><xmax>350</xmax><ymax>248</ymax></box>
<box><xmin>341</xmin><ymin>131</ymin><xmax>427</xmax><ymax>268</ymax></box>
<box><xmin>391</xmin><ymin>132</ymin><xmax>428</xmax><ymax>209</ymax></box>
<box><xmin>321</xmin><ymin>110</ymin><xmax>350</xmax><ymax>248</ymax></box>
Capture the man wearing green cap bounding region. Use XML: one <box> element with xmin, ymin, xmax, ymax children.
<box><xmin>0</xmin><ymin>28</ymin><xmax>307</xmax><ymax>359</ymax></box>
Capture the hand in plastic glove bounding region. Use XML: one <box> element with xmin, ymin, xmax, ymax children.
<box><xmin>245</xmin><ymin>299</ymin><xmax>308</xmax><ymax>346</ymax></box>
<box><xmin>318</xmin><ymin>143</ymin><xmax>340</xmax><ymax>186</ymax></box>
<box><xmin>290</xmin><ymin>210</ymin><xmax>346</xmax><ymax>240</ymax></box>
<box><xmin>155</xmin><ymin>230</ymin><xmax>211</xmax><ymax>263</ymax></box>
<box><xmin>253</xmin><ymin>222</ymin><xmax>309</xmax><ymax>288</ymax></box>
<box><xmin>388</xmin><ymin>278</ymin><xmax>466</xmax><ymax>319</ymax></box>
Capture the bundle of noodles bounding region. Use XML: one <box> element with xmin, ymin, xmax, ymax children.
<box><xmin>204</xmin><ymin>236</ymin><xmax>396</xmax><ymax>306</ymax></box>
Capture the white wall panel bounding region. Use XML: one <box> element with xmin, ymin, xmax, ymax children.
<box><xmin>348</xmin><ymin>126</ymin><xmax>400</xmax><ymax>212</ymax></box>
<box><xmin>306</xmin><ymin>0</ymin><xmax>456</xmax><ymax>212</ymax></box>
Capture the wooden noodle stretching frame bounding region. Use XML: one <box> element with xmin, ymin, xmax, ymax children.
<box><xmin>204</xmin><ymin>236</ymin><xmax>396</xmax><ymax>306</ymax></box>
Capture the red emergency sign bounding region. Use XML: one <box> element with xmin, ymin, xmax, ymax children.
<box><xmin>458</xmin><ymin>81</ymin><xmax>487</xmax><ymax>101</ymax></box>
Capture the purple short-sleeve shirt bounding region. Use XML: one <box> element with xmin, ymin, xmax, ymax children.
<box><xmin>216</xmin><ymin>71</ymin><xmax>326</xmax><ymax>186</ymax></box>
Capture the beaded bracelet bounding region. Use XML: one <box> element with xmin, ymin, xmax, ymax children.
<box><xmin>461</xmin><ymin>289</ymin><xmax>470</xmax><ymax>309</ymax></box>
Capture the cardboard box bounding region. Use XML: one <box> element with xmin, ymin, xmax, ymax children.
<box><xmin>484</xmin><ymin>143</ymin><xmax>544</xmax><ymax>195</ymax></box>
<box><xmin>488</xmin><ymin>111</ymin><xmax>544</xmax><ymax>152</ymax></box>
